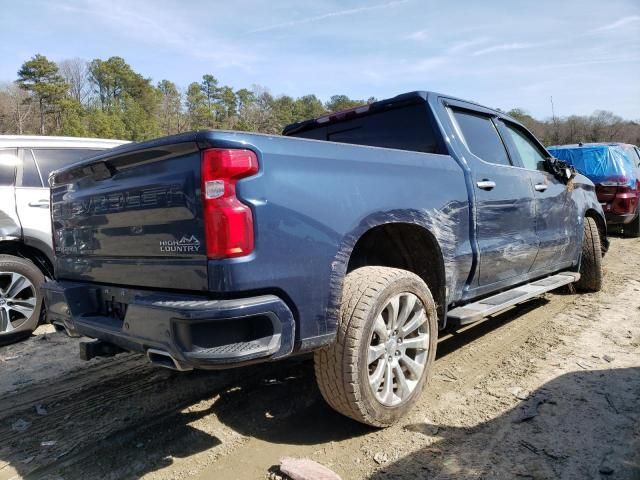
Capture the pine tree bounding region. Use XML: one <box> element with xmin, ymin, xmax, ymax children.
<box><xmin>17</xmin><ymin>54</ymin><xmax>68</xmax><ymax>134</ymax></box>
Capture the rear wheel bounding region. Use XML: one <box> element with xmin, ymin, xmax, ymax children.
<box><xmin>0</xmin><ymin>255</ymin><xmax>44</xmax><ymax>345</ymax></box>
<box><xmin>575</xmin><ymin>217</ymin><xmax>603</xmax><ymax>292</ymax></box>
<box><xmin>314</xmin><ymin>266</ymin><xmax>438</xmax><ymax>427</ymax></box>
<box><xmin>622</xmin><ymin>213</ymin><xmax>640</xmax><ymax>238</ymax></box>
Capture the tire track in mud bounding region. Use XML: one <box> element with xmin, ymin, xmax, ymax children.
<box><xmin>0</xmin><ymin>292</ymin><xmax>587</xmax><ymax>480</ymax></box>
<box><xmin>432</xmin><ymin>292</ymin><xmax>579</xmax><ymax>390</ymax></box>
<box><xmin>1</xmin><ymin>241</ymin><xmax>633</xmax><ymax>480</ymax></box>
<box><xmin>0</xmin><ymin>352</ymin><xmax>269</xmax><ymax>479</ymax></box>
<box><xmin>0</xmin><ymin>355</ymin><xmax>142</xmax><ymax>417</ymax></box>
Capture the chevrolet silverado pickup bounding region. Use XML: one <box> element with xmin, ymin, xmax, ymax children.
<box><xmin>43</xmin><ymin>91</ymin><xmax>607</xmax><ymax>427</ymax></box>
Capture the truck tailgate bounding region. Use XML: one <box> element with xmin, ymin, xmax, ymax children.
<box><xmin>50</xmin><ymin>141</ymin><xmax>208</xmax><ymax>291</ymax></box>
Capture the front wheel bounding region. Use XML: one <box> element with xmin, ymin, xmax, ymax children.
<box><xmin>314</xmin><ymin>266</ymin><xmax>438</xmax><ymax>427</ymax></box>
<box><xmin>0</xmin><ymin>255</ymin><xmax>44</xmax><ymax>345</ymax></box>
<box><xmin>575</xmin><ymin>217</ymin><xmax>603</xmax><ymax>292</ymax></box>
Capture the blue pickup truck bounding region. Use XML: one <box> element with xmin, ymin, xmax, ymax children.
<box><xmin>43</xmin><ymin>91</ymin><xmax>607</xmax><ymax>426</ymax></box>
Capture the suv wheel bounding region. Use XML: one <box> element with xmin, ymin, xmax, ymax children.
<box><xmin>314</xmin><ymin>266</ymin><xmax>437</xmax><ymax>427</ymax></box>
<box><xmin>623</xmin><ymin>213</ymin><xmax>640</xmax><ymax>238</ymax></box>
<box><xmin>0</xmin><ymin>255</ymin><xmax>44</xmax><ymax>345</ymax></box>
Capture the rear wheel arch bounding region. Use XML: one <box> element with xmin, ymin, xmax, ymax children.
<box><xmin>0</xmin><ymin>241</ymin><xmax>53</xmax><ymax>278</ymax></box>
<box><xmin>584</xmin><ymin>209</ymin><xmax>608</xmax><ymax>256</ymax></box>
<box><xmin>330</xmin><ymin>222</ymin><xmax>447</xmax><ymax>329</ymax></box>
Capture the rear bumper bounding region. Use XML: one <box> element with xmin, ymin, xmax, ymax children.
<box><xmin>42</xmin><ymin>280</ymin><xmax>296</xmax><ymax>370</ymax></box>
<box><xmin>604</xmin><ymin>212</ymin><xmax>637</xmax><ymax>225</ymax></box>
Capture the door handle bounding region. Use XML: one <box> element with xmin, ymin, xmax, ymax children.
<box><xmin>534</xmin><ymin>183</ymin><xmax>548</xmax><ymax>192</ymax></box>
<box><xmin>476</xmin><ymin>180</ymin><xmax>496</xmax><ymax>190</ymax></box>
<box><xmin>28</xmin><ymin>200</ymin><xmax>50</xmax><ymax>208</ymax></box>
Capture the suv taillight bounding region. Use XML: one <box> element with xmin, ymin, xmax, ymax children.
<box><xmin>201</xmin><ymin>148</ymin><xmax>259</xmax><ymax>259</ymax></box>
<box><xmin>595</xmin><ymin>185</ymin><xmax>618</xmax><ymax>203</ymax></box>
<box><xmin>611</xmin><ymin>185</ymin><xmax>638</xmax><ymax>215</ymax></box>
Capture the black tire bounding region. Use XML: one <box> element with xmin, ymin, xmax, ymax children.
<box><xmin>575</xmin><ymin>217</ymin><xmax>603</xmax><ymax>292</ymax></box>
<box><xmin>622</xmin><ymin>213</ymin><xmax>640</xmax><ymax>238</ymax></box>
<box><xmin>0</xmin><ymin>255</ymin><xmax>45</xmax><ymax>345</ymax></box>
<box><xmin>314</xmin><ymin>266</ymin><xmax>438</xmax><ymax>427</ymax></box>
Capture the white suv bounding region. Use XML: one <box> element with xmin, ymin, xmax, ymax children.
<box><xmin>0</xmin><ymin>136</ymin><xmax>127</xmax><ymax>342</ymax></box>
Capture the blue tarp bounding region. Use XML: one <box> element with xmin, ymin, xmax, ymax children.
<box><xmin>547</xmin><ymin>144</ymin><xmax>637</xmax><ymax>186</ymax></box>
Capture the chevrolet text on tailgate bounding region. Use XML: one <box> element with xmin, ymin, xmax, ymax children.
<box><xmin>44</xmin><ymin>91</ymin><xmax>608</xmax><ymax>427</ymax></box>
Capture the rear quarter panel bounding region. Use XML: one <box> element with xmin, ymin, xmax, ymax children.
<box><xmin>199</xmin><ymin>132</ymin><xmax>472</xmax><ymax>346</ymax></box>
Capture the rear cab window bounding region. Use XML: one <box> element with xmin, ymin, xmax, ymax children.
<box><xmin>288</xmin><ymin>103</ymin><xmax>446</xmax><ymax>154</ymax></box>
<box><xmin>449</xmin><ymin>109</ymin><xmax>511</xmax><ymax>166</ymax></box>
<box><xmin>32</xmin><ymin>148</ymin><xmax>103</xmax><ymax>184</ymax></box>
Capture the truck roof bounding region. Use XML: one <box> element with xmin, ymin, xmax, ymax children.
<box><xmin>0</xmin><ymin>135</ymin><xmax>128</xmax><ymax>149</ymax></box>
<box><xmin>282</xmin><ymin>90</ymin><xmax>518</xmax><ymax>136</ymax></box>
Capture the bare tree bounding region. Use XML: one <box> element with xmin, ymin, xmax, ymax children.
<box><xmin>0</xmin><ymin>82</ymin><xmax>34</xmax><ymax>134</ymax></box>
<box><xmin>59</xmin><ymin>58</ymin><xmax>90</xmax><ymax>104</ymax></box>
<box><xmin>157</xmin><ymin>79</ymin><xmax>185</xmax><ymax>135</ymax></box>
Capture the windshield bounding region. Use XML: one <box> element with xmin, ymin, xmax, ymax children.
<box><xmin>622</xmin><ymin>145</ymin><xmax>640</xmax><ymax>169</ymax></box>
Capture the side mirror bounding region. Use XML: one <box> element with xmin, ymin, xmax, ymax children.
<box><xmin>545</xmin><ymin>157</ymin><xmax>576</xmax><ymax>182</ymax></box>
<box><xmin>564</xmin><ymin>167</ymin><xmax>575</xmax><ymax>181</ymax></box>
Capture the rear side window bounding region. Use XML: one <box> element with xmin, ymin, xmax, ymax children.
<box><xmin>451</xmin><ymin>109</ymin><xmax>511</xmax><ymax>166</ymax></box>
<box><xmin>19</xmin><ymin>149</ymin><xmax>44</xmax><ymax>187</ymax></box>
<box><xmin>0</xmin><ymin>148</ymin><xmax>18</xmax><ymax>186</ymax></box>
<box><xmin>293</xmin><ymin>103</ymin><xmax>443</xmax><ymax>154</ymax></box>
<box><xmin>32</xmin><ymin>148</ymin><xmax>103</xmax><ymax>183</ymax></box>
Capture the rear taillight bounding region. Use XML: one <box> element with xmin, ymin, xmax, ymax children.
<box><xmin>201</xmin><ymin>148</ymin><xmax>259</xmax><ymax>259</ymax></box>
<box><xmin>611</xmin><ymin>185</ymin><xmax>638</xmax><ymax>215</ymax></box>
<box><xmin>595</xmin><ymin>185</ymin><xmax>618</xmax><ymax>203</ymax></box>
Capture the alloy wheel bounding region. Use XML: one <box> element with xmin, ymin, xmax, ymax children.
<box><xmin>0</xmin><ymin>272</ymin><xmax>37</xmax><ymax>333</ymax></box>
<box><xmin>367</xmin><ymin>292</ymin><xmax>430</xmax><ymax>406</ymax></box>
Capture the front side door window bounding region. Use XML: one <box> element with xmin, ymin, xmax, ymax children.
<box><xmin>500</xmin><ymin>124</ymin><xmax>547</xmax><ymax>171</ymax></box>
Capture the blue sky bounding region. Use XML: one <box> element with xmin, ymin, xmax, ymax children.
<box><xmin>1</xmin><ymin>0</ymin><xmax>639</xmax><ymax>119</ymax></box>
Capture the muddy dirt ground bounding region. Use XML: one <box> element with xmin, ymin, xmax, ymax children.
<box><xmin>1</xmin><ymin>238</ymin><xmax>639</xmax><ymax>480</ymax></box>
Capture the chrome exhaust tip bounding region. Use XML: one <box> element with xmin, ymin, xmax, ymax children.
<box><xmin>146</xmin><ymin>348</ymin><xmax>192</xmax><ymax>371</ymax></box>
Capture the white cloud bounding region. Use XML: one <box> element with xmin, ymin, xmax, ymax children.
<box><xmin>406</xmin><ymin>30</ymin><xmax>430</xmax><ymax>41</ymax></box>
<box><xmin>591</xmin><ymin>15</ymin><xmax>640</xmax><ymax>32</ymax></box>
<box><xmin>410</xmin><ymin>56</ymin><xmax>448</xmax><ymax>72</ymax></box>
<box><xmin>446</xmin><ymin>37</ymin><xmax>489</xmax><ymax>54</ymax></box>
<box><xmin>472</xmin><ymin>42</ymin><xmax>541</xmax><ymax>56</ymax></box>
<box><xmin>56</xmin><ymin>0</ymin><xmax>258</xmax><ymax>69</ymax></box>
<box><xmin>247</xmin><ymin>0</ymin><xmax>409</xmax><ymax>34</ymax></box>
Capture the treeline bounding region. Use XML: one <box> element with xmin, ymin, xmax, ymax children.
<box><xmin>507</xmin><ymin>108</ymin><xmax>640</xmax><ymax>147</ymax></box>
<box><xmin>0</xmin><ymin>54</ymin><xmax>370</xmax><ymax>140</ymax></box>
<box><xmin>1</xmin><ymin>53</ymin><xmax>639</xmax><ymax>146</ymax></box>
